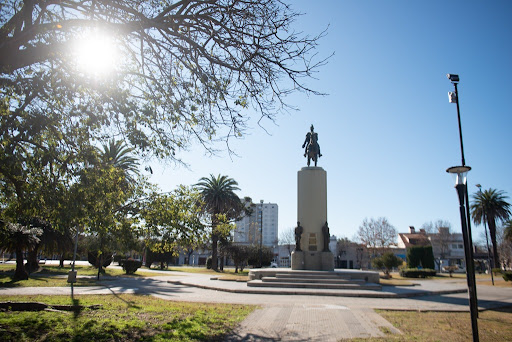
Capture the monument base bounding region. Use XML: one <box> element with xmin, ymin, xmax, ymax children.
<box><xmin>291</xmin><ymin>251</ymin><xmax>305</xmax><ymax>270</ymax></box>
<box><xmin>291</xmin><ymin>250</ymin><xmax>334</xmax><ymax>271</ymax></box>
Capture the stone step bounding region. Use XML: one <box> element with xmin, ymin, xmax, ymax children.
<box><xmin>275</xmin><ymin>273</ymin><xmax>352</xmax><ymax>280</ymax></box>
<box><xmin>248</xmin><ymin>269</ymin><xmax>380</xmax><ymax>284</ymax></box>
<box><xmin>262</xmin><ymin>277</ymin><xmax>365</xmax><ymax>284</ymax></box>
<box><xmin>247</xmin><ymin>280</ymin><xmax>382</xmax><ymax>291</ymax></box>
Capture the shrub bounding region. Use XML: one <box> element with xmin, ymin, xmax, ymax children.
<box><xmin>247</xmin><ymin>245</ymin><xmax>273</xmax><ymax>267</ymax></box>
<box><xmin>114</xmin><ymin>255</ymin><xmax>124</xmax><ymax>266</ymax></box>
<box><xmin>492</xmin><ymin>268</ymin><xmax>502</xmax><ymax>275</ymax></box>
<box><xmin>206</xmin><ymin>256</ymin><xmax>212</xmax><ymax>269</ymax></box>
<box><xmin>400</xmin><ymin>268</ymin><xmax>436</xmax><ymax>278</ymax></box>
<box><xmin>122</xmin><ymin>259</ymin><xmax>142</xmax><ymax>274</ymax></box>
<box><xmin>503</xmin><ymin>271</ymin><xmax>512</xmax><ymax>282</ymax></box>
<box><xmin>371</xmin><ymin>252</ymin><xmax>402</xmax><ymax>276</ymax></box>
<box><xmin>145</xmin><ymin>249</ymin><xmax>174</xmax><ymax>269</ymax></box>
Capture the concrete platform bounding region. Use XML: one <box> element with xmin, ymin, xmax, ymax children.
<box><xmin>248</xmin><ymin>280</ymin><xmax>382</xmax><ymax>290</ymax></box>
<box><xmin>247</xmin><ymin>268</ymin><xmax>382</xmax><ymax>291</ymax></box>
<box><xmin>249</xmin><ymin>268</ymin><xmax>380</xmax><ymax>283</ymax></box>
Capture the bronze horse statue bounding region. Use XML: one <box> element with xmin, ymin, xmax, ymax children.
<box><xmin>302</xmin><ymin>125</ymin><xmax>321</xmax><ymax>167</ymax></box>
<box><xmin>306</xmin><ymin>134</ymin><xmax>319</xmax><ymax>166</ymax></box>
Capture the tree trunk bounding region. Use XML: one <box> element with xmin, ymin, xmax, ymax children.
<box><xmin>219</xmin><ymin>255</ymin><xmax>224</xmax><ymax>271</ymax></box>
<box><xmin>488</xmin><ymin>218</ymin><xmax>500</xmax><ymax>269</ymax></box>
<box><xmin>26</xmin><ymin>247</ymin><xmax>41</xmax><ymax>274</ymax></box>
<box><xmin>14</xmin><ymin>248</ymin><xmax>28</xmax><ymax>280</ymax></box>
<box><xmin>187</xmin><ymin>249</ymin><xmax>194</xmax><ymax>265</ymax></box>
<box><xmin>59</xmin><ymin>254</ymin><xmax>65</xmax><ymax>268</ymax></box>
<box><xmin>97</xmin><ymin>253</ymin><xmax>102</xmax><ymax>280</ymax></box>
<box><xmin>211</xmin><ymin>233</ymin><xmax>218</xmax><ymax>271</ymax></box>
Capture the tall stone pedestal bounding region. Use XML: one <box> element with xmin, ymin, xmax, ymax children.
<box><xmin>291</xmin><ymin>167</ymin><xmax>334</xmax><ymax>271</ymax></box>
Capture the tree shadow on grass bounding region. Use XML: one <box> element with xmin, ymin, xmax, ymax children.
<box><xmin>0</xmin><ymin>273</ymin><xmax>51</xmax><ymax>287</ymax></box>
<box><xmin>0</xmin><ymin>276</ymin><xmax>22</xmax><ymax>287</ymax></box>
<box><xmin>104</xmin><ymin>286</ymin><xmax>141</xmax><ymax>310</ymax></box>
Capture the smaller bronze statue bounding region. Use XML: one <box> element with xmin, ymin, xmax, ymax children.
<box><xmin>322</xmin><ymin>221</ymin><xmax>330</xmax><ymax>252</ymax></box>
<box><xmin>295</xmin><ymin>222</ymin><xmax>303</xmax><ymax>251</ymax></box>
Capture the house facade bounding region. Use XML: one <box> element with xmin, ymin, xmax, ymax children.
<box><xmin>398</xmin><ymin>226</ymin><xmax>466</xmax><ymax>271</ymax></box>
<box><xmin>427</xmin><ymin>227</ymin><xmax>465</xmax><ymax>271</ymax></box>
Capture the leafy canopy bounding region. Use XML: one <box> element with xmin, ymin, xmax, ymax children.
<box><xmin>1</xmin><ymin>0</ymin><xmax>328</xmax><ymax>161</ymax></box>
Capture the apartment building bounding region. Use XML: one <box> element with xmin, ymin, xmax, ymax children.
<box><xmin>233</xmin><ymin>202</ymin><xmax>278</xmax><ymax>247</ymax></box>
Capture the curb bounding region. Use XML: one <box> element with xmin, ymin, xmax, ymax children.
<box><xmin>167</xmin><ymin>280</ymin><xmax>467</xmax><ymax>298</ymax></box>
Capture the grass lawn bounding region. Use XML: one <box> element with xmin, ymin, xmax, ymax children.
<box><xmin>351</xmin><ymin>307</ymin><xmax>512</xmax><ymax>341</ymax></box>
<box><xmin>386</xmin><ymin>271</ymin><xmax>512</xmax><ymax>289</ymax></box>
<box><xmin>0</xmin><ymin>263</ymin><xmax>250</xmax><ymax>287</ymax></box>
<box><xmin>0</xmin><ymin>294</ymin><xmax>254</xmax><ymax>341</ymax></box>
<box><xmin>0</xmin><ymin>264</ymin><xmax>172</xmax><ymax>288</ymax></box>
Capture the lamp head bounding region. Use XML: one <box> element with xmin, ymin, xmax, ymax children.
<box><xmin>446</xmin><ymin>165</ymin><xmax>471</xmax><ymax>186</ymax></box>
<box><xmin>447</xmin><ymin>74</ymin><xmax>460</xmax><ymax>83</ymax></box>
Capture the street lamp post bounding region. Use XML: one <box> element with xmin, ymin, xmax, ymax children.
<box><xmin>447</xmin><ymin>166</ymin><xmax>479</xmax><ymax>342</ymax></box>
<box><xmin>476</xmin><ymin>184</ymin><xmax>494</xmax><ymax>285</ymax></box>
<box><xmin>447</xmin><ymin>74</ymin><xmax>479</xmax><ymax>342</ymax></box>
<box><xmin>259</xmin><ymin>200</ymin><xmax>264</xmax><ymax>268</ymax></box>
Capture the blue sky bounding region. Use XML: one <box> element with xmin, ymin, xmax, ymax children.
<box><xmin>148</xmin><ymin>1</ymin><xmax>512</xmax><ymax>243</ymax></box>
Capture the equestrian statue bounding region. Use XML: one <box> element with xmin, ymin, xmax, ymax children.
<box><xmin>302</xmin><ymin>124</ymin><xmax>322</xmax><ymax>167</ymax></box>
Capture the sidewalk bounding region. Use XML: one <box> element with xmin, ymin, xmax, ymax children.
<box><xmin>2</xmin><ymin>272</ymin><xmax>512</xmax><ymax>341</ymax></box>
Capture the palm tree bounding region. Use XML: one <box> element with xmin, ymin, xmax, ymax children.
<box><xmin>471</xmin><ymin>189</ymin><xmax>511</xmax><ymax>268</ymax></box>
<box><xmin>0</xmin><ymin>223</ymin><xmax>42</xmax><ymax>280</ymax></box>
<box><xmin>99</xmin><ymin>139</ymin><xmax>140</xmax><ymax>182</ymax></box>
<box><xmin>195</xmin><ymin>174</ymin><xmax>242</xmax><ymax>271</ymax></box>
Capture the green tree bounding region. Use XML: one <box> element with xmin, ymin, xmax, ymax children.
<box><xmin>76</xmin><ymin>165</ymin><xmax>137</xmax><ymax>279</ymax></box>
<box><xmin>0</xmin><ymin>223</ymin><xmax>42</xmax><ymax>280</ymax></box>
<box><xmin>227</xmin><ymin>244</ymin><xmax>251</xmax><ymax>273</ymax></box>
<box><xmin>22</xmin><ymin>217</ymin><xmax>71</xmax><ymax>273</ymax></box>
<box><xmin>406</xmin><ymin>246</ymin><xmax>435</xmax><ymax>269</ymax></box>
<box><xmin>140</xmin><ymin>186</ymin><xmax>207</xmax><ymax>262</ymax></box>
<box><xmin>371</xmin><ymin>252</ymin><xmax>402</xmax><ymax>277</ymax></box>
<box><xmin>99</xmin><ymin>139</ymin><xmax>140</xmax><ymax>182</ymax></box>
<box><xmin>471</xmin><ymin>189</ymin><xmax>511</xmax><ymax>268</ymax></box>
<box><xmin>195</xmin><ymin>174</ymin><xmax>243</xmax><ymax>271</ymax></box>
<box><xmin>1</xmin><ymin>2</ymin><xmax>327</xmax><ymax>266</ymax></box>
<box><xmin>247</xmin><ymin>245</ymin><xmax>273</xmax><ymax>267</ymax></box>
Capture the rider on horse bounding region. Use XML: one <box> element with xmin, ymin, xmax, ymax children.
<box><xmin>302</xmin><ymin>125</ymin><xmax>322</xmax><ymax>158</ymax></box>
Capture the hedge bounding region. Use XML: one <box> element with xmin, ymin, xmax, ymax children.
<box><xmin>400</xmin><ymin>268</ymin><xmax>436</xmax><ymax>278</ymax></box>
<box><xmin>503</xmin><ymin>271</ymin><xmax>512</xmax><ymax>282</ymax></box>
<box><xmin>406</xmin><ymin>246</ymin><xmax>435</xmax><ymax>269</ymax></box>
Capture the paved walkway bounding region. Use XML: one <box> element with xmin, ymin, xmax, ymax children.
<box><xmin>2</xmin><ymin>272</ymin><xmax>512</xmax><ymax>341</ymax></box>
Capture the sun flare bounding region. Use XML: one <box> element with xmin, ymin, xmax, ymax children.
<box><xmin>74</xmin><ymin>32</ymin><xmax>119</xmax><ymax>76</ymax></box>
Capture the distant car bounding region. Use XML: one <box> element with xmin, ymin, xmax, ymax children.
<box><xmin>270</xmin><ymin>262</ymin><xmax>278</xmax><ymax>268</ymax></box>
